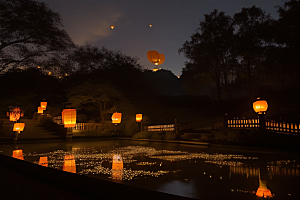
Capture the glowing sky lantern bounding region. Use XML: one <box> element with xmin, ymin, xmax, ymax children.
<box><xmin>40</xmin><ymin>102</ymin><xmax>47</xmax><ymax>110</ymax></box>
<box><xmin>111</xmin><ymin>112</ymin><xmax>122</xmax><ymax>124</ymax></box>
<box><xmin>111</xmin><ymin>25</ymin><xmax>114</xmax><ymax>29</ymax></box>
<box><xmin>39</xmin><ymin>157</ymin><xmax>48</xmax><ymax>167</ymax></box>
<box><xmin>136</xmin><ymin>114</ymin><xmax>142</xmax><ymax>122</ymax></box>
<box><xmin>63</xmin><ymin>155</ymin><xmax>76</xmax><ymax>173</ymax></box>
<box><xmin>9</xmin><ymin>107</ymin><xmax>21</xmax><ymax>121</ymax></box>
<box><xmin>253</xmin><ymin>97</ymin><xmax>268</xmax><ymax>114</ymax></box>
<box><xmin>147</xmin><ymin>50</ymin><xmax>160</xmax><ymax>65</ymax></box>
<box><xmin>12</xmin><ymin>149</ymin><xmax>24</xmax><ymax>160</ymax></box>
<box><xmin>149</xmin><ymin>24</ymin><xmax>152</xmax><ymax>27</ymax></box>
<box><xmin>62</xmin><ymin>109</ymin><xmax>76</xmax><ymax>128</ymax></box>
<box><xmin>13</xmin><ymin>123</ymin><xmax>25</xmax><ymax>132</ymax></box>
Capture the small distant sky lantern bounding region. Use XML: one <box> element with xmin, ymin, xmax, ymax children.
<box><xmin>111</xmin><ymin>25</ymin><xmax>114</xmax><ymax>29</ymax></box>
<box><xmin>147</xmin><ymin>50</ymin><xmax>161</xmax><ymax>65</ymax></box>
<box><xmin>63</xmin><ymin>155</ymin><xmax>76</xmax><ymax>173</ymax></box>
<box><xmin>111</xmin><ymin>112</ymin><xmax>122</xmax><ymax>124</ymax></box>
<box><xmin>136</xmin><ymin>114</ymin><xmax>142</xmax><ymax>122</ymax></box>
<box><xmin>40</xmin><ymin>102</ymin><xmax>47</xmax><ymax>110</ymax></box>
<box><xmin>12</xmin><ymin>149</ymin><xmax>24</xmax><ymax>160</ymax></box>
<box><xmin>149</xmin><ymin>24</ymin><xmax>152</xmax><ymax>27</ymax></box>
<box><xmin>13</xmin><ymin>123</ymin><xmax>25</xmax><ymax>132</ymax></box>
<box><xmin>39</xmin><ymin>157</ymin><xmax>48</xmax><ymax>167</ymax></box>
<box><xmin>37</xmin><ymin>106</ymin><xmax>44</xmax><ymax>114</ymax></box>
<box><xmin>253</xmin><ymin>98</ymin><xmax>268</xmax><ymax>114</ymax></box>
<box><xmin>62</xmin><ymin>109</ymin><xmax>77</xmax><ymax>128</ymax></box>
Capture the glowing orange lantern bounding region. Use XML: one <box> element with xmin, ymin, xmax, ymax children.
<box><xmin>111</xmin><ymin>25</ymin><xmax>114</xmax><ymax>29</ymax></box>
<box><xmin>256</xmin><ymin>175</ymin><xmax>273</xmax><ymax>198</ymax></box>
<box><xmin>157</xmin><ymin>54</ymin><xmax>165</xmax><ymax>65</ymax></box>
<box><xmin>62</xmin><ymin>109</ymin><xmax>76</xmax><ymax>128</ymax></box>
<box><xmin>253</xmin><ymin>98</ymin><xmax>268</xmax><ymax>114</ymax></box>
<box><xmin>9</xmin><ymin>107</ymin><xmax>21</xmax><ymax>121</ymax></box>
<box><xmin>37</xmin><ymin>106</ymin><xmax>44</xmax><ymax>114</ymax></box>
<box><xmin>112</xmin><ymin>154</ymin><xmax>123</xmax><ymax>180</ymax></box>
<box><xmin>111</xmin><ymin>112</ymin><xmax>122</xmax><ymax>124</ymax></box>
<box><xmin>149</xmin><ymin>24</ymin><xmax>152</xmax><ymax>27</ymax></box>
<box><xmin>12</xmin><ymin>149</ymin><xmax>24</xmax><ymax>160</ymax></box>
<box><xmin>39</xmin><ymin>157</ymin><xmax>48</xmax><ymax>167</ymax></box>
<box><xmin>40</xmin><ymin>102</ymin><xmax>47</xmax><ymax>110</ymax></box>
<box><xmin>147</xmin><ymin>50</ymin><xmax>161</xmax><ymax>65</ymax></box>
<box><xmin>63</xmin><ymin>155</ymin><xmax>76</xmax><ymax>173</ymax></box>
<box><xmin>13</xmin><ymin>123</ymin><xmax>25</xmax><ymax>132</ymax></box>
<box><xmin>136</xmin><ymin>114</ymin><xmax>142</xmax><ymax>122</ymax></box>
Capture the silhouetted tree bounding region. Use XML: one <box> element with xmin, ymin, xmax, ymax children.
<box><xmin>179</xmin><ymin>10</ymin><xmax>235</xmax><ymax>101</ymax></box>
<box><xmin>0</xmin><ymin>0</ymin><xmax>74</xmax><ymax>73</ymax></box>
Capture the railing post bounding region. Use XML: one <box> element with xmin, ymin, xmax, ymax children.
<box><xmin>224</xmin><ymin>113</ymin><xmax>228</xmax><ymax>128</ymax></box>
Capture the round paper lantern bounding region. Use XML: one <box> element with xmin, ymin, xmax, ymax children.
<box><xmin>147</xmin><ymin>50</ymin><xmax>160</xmax><ymax>65</ymax></box>
<box><xmin>62</xmin><ymin>109</ymin><xmax>77</xmax><ymax>128</ymax></box>
<box><xmin>136</xmin><ymin>114</ymin><xmax>142</xmax><ymax>122</ymax></box>
<box><xmin>253</xmin><ymin>98</ymin><xmax>268</xmax><ymax>114</ymax></box>
<box><xmin>111</xmin><ymin>112</ymin><xmax>122</xmax><ymax>124</ymax></box>
<box><xmin>9</xmin><ymin>107</ymin><xmax>21</xmax><ymax>121</ymax></box>
<box><xmin>13</xmin><ymin>123</ymin><xmax>25</xmax><ymax>132</ymax></box>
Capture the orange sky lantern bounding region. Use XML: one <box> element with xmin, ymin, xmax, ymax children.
<box><xmin>39</xmin><ymin>157</ymin><xmax>48</xmax><ymax>167</ymax></box>
<box><xmin>12</xmin><ymin>149</ymin><xmax>24</xmax><ymax>160</ymax></box>
<box><xmin>147</xmin><ymin>50</ymin><xmax>161</xmax><ymax>65</ymax></box>
<box><xmin>136</xmin><ymin>114</ymin><xmax>142</xmax><ymax>122</ymax></box>
<box><xmin>40</xmin><ymin>102</ymin><xmax>47</xmax><ymax>110</ymax></box>
<box><xmin>62</xmin><ymin>109</ymin><xmax>77</xmax><ymax>128</ymax></box>
<box><xmin>13</xmin><ymin>123</ymin><xmax>25</xmax><ymax>132</ymax></box>
<box><xmin>253</xmin><ymin>98</ymin><xmax>268</xmax><ymax>114</ymax></box>
<box><xmin>111</xmin><ymin>112</ymin><xmax>122</xmax><ymax>124</ymax></box>
<box><xmin>63</xmin><ymin>155</ymin><xmax>76</xmax><ymax>173</ymax></box>
<box><xmin>111</xmin><ymin>25</ymin><xmax>114</xmax><ymax>29</ymax></box>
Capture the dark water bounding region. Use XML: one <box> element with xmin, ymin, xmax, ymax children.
<box><xmin>0</xmin><ymin>140</ymin><xmax>299</xmax><ymax>200</ymax></box>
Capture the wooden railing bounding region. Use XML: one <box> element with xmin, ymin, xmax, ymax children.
<box><xmin>145</xmin><ymin>123</ymin><xmax>192</xmax><ymax>132</ymax></box>
<box><xmin>74</xmin><ymin>123</ymin><xmax>105</xmax><ymax>131</ymax></box>
<box><xmin>225</xmin><ymin>116</ymin><xmax>300</xmax><ymax>134</ymax></box>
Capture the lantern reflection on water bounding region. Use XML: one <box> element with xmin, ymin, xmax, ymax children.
<box><xmin>63</xmin><ymin>155</ymin><xmax>76</xmax><ymax>173</ymax></box>
<box><xmin>112</xmin><ymin>154</ymin><xmax>123</xmax><ymax>180</ymax></box>
<box><xmin>39</xmin><ymin>156</ymin><xmax>48</xmax><ymax>167</ymax></box>
<box><xmin>12</xmin><ymin>149</ymin><xmax>24</xmax><ymax>160</ymax></box>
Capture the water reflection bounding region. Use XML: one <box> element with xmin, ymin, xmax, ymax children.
<box><xmin>2</xmin><ymin>141</ymin><xmax>299</xmax><ymax>200</ymax></box>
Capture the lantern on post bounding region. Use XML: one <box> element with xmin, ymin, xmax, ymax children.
<box><xmin>136</xmin><ymin>114</ymin><xmax>143</xmax><ymax>132</ymax></box>
<box><xmin>253</xmin><ymin>97</ymin><xmax>268</xmax><ymax>131</ymax></box>
<box><xmin>111</xmin><ymin>112</ymin><xmax>122</xmax><ymax>124</ymax></box>
<box><xmin>37</xmin><ymin>107</ymin><xmax>44</xmax><ymax>114</ymax></box>
<box><xmin>40</xmin><ymin>102</ymin><xmax>47</xmax><ymax>110</ymax></box>
<box><xmin>62</xmin><ymin>109</ymin><xmax>77</xmax><ymax>128</ymax></box>
<box><xmin>12</xmin><ymin>149</ymin><xmax>24</xmax><ymax>160</ymax></box>
<box><xmin>13</xmin><ymin>122</ymin><xmax>25</xmax><ymax>141</ymax></box>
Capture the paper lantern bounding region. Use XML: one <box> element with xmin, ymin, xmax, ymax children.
<box><xmin>111</xmin><ymin>112</ymin><xmax>122</xmax><ymax>124</ymax></box>
<box><xmin>256</xmin><ymin>178</ymin><xmax>273</xmax><ymax>198</ymax></box>
<box><xmin>63</xmin><ymin>155</ymin><xmax>76</xmax><ymax>173</ymax></box>
<box><xmin>62</xmin><ymin>109</ymin><xmax>76</xmax><ymax>128</ymax></box>
<box><xmin>253</xmin><ymin>98</ymin><xmax>268</xmax><ymax>114</ymax></box>
<box><xmin>12</xmin><ymin>149</ymin><xmax>24</xmax><ymax>160</ymax></box>
<box><xmin>136</xmin><ymin>114</ymin><xmax>142</xmax><ymax>122</ymax></box>
<box><xmin>37</xmin><ymin>106</ymin><xmax>44</xmax><ymax>114</ymax></box>
<box><xmin>39</xmin><ymin>157</ymin><xmax>48</xmax><ymax>167</ymax></box>
<box><xmin>111</xmin><ymin>25</ymin><xmax>114</xmax><ymax>29</ymax></box>
<box><xmin>13</xmin><ymin>123</ymin><xmax>25</xmax><ymax>132</ymax></box>
<box><xmin>147</xmin><ymin>50</ymin><xmax>160</xmax><ymax>65</ymax></box>
<box><xmin>112</xmin><ymin>154</ymin><xmax>123</xmax><ymax>170</ymax></box>
<box><xmin>9</xmin><ymin>107</ymin><xmax>21</xmax><ymax>121</ymax></box>
<box><xmin>40</xmin><ymin>102</ymin><xmax>47</xmax><ymax>110</ymax></box>
<box><xmin>157</xmin><ymin>54</ymin><xmax>165</xmax><ymax>65</ymax></box>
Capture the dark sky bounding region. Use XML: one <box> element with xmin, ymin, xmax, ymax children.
<box><xmin>38</xmin><ymin>0</ymin><xmax>284</xmax><ymax>76</ymax></box>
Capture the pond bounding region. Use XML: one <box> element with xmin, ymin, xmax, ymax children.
<box><xmin>0</xmin><ymin>139</ymin><xmax>299</xmax><ymax>200</ymax></box>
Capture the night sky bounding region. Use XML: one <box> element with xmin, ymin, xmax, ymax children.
<box><xmin>38</xmin><ymin>0</ymin><xmax>283</xmax><ymax>76</ymax></box>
